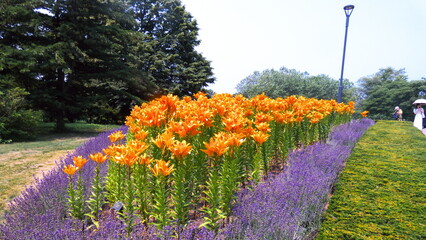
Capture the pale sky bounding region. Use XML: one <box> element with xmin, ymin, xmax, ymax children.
<box><xmin>180</xmin><ymin>0</ymin><xmax>426</xmax><ymax>94</ymax></box>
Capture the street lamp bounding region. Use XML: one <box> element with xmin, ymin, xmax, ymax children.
<box><xmin>337</xmin><ymin>4</ymin><xmax>354</xmax><ymax>103</ymax></box>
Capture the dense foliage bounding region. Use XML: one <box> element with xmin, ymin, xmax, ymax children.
<box><xmin>357</xmin><ymin>67</ymin><xmax>426</xmax><ymax>121</ymax></box>
<box><xmin>236</xmin><ymin>67</ymin><xmax>357</xmax><ymax>102</ymax></box>
<box><xmin>318</xmin><ymin>120</ymin><xmax>426</xmax><ymax>239</ymax></box>
<box><xmin>0</xmin><ymin>0</ymin><xmax>214</xmax><ymax>129</ymax></box>
<box><xmin>0</xmin><ymin>87</ymin><xmax>42</xmax><ymax>141</ymax></box>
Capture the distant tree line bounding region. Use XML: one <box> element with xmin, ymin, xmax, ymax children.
<box><xmin>0</xmin><ymin>0</ymin><xmax>214</xmax><ymax>134</ymax></box>
<box><xmin>236</xmin><ymin>67</ymin><xmax>426</xmax><ymax>121</ymax></box>
<box><xmin>236</xmin><ymin>67</ymin><xmax>357</xmax><ymax>102</ymax></box>
<box><xmin>357</xmin><ymin>67</ymin><xmax>425</xmax><ymax>121</ymax></box>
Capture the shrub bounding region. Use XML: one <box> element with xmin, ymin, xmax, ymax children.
<box><xmin>0</xmin><ymin>88</ymin><xmax>42</xmax><ymax>141</ymax></box>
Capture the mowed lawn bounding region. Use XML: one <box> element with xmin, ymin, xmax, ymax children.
<box><xmin>318</xmin><ymin>120</ymin><xmax>426</xmax><ymax>239</ymax></box>
<box><xmin>0</xmin><ymin>123</ymin><xmax>118</xmax><ymax>220</ymax></box>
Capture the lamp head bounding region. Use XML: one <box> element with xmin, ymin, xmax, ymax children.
<box><xmin>344</xmin><ymin>5</ymin><xmax>354</xmax><ymax>17</ymax></box>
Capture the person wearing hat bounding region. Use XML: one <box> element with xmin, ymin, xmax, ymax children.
<box><xmin>413</xmin><ymin>104</ymin><xmax>425</xmax><ymax>130</ymax></box>
<box><xmin>394</xmin><ymin>106</ymin><xmax>403</xmax><ymax>121</ymax></box>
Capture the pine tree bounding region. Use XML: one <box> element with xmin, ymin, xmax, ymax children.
<box><xmin>0</xmin><ymin>0</ymin><xmax>154</xmax><ymax>129</ymax></box>
<box><xmin>1</xmin><ymin>0</ymin><xmax>215</xmax><ymax>129</ymax></box>
<box><xmin>130</xmin><ymin>0</ymin><xmax>215</xmax><ymax>96</ymax></box>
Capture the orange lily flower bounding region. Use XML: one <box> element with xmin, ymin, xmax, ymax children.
<box><xmin>150</xmin><ymin>160</ymin><xmax>174</xmax><ymax>177</ymax></box>
<box><xmin>251</xmin><ymin>131</ymin><xmax>270</xmax><ymax>144</ymax></box>
<box><xmin>103</xmin><ymin>144</ymin><xmax>126</xmax><ymax>156</ymax></box>
<box><xmin>168</xmin><ymin>140</ymin><xmax>192</xmax><ymax>159</ymax></box>
<box><xmin>255</xmin><ymin>113</ymin><xmax>273</xmax><ymax>124</ymax></box>
<box><xmin>256</xmin><ymin>122</ymin><xmax>271</xmax><ymax>132</ymax></box>
<box><xmin>128</xmin><ymin>124</ymin><xmax>141</xmax><ymax>134</ymax></box>
<box><xmin>153</xmin><ymin>132</ymin><xmax>175</xmax><ymax>150</ymax></box>
<box><xmin>63</xmin><ymin>164</ymin><xmax>78</xmax><ymax>175</ymax></box>
<box><xmin>140</xmin><ymin>106</ymin><xmax>167</xmax><ymax>127</ymax></box>
<box><xmin>158</xmin><ymin>94</ymin><xmax>178</xmax><ymax>114</ymax></box>
<box><xmin>167</xmin><ymin>121</ymin><xmax>186</xmax><ymax>138</ymax></box>
<box><xmin>295</xmin><ymin>115</ymin><xmax>304</xmax><ymax>122</ymax></box>
<box><xmin>115</xmin><ymin>149</ymin><xmax>138</xmax><ymax>167</ymax></box>
<box><xmin>134</xmin><ymin>130</ymin><xmax>149</xmax><ymax>141</ymax></box>
<box><xmin>138</xmin><ymin>154</ymin><xmax>153</xmax><ymax>165</ymax></box>
<box><xmin>89</xmin><ymin>152</ymin><xmax>108</xmax><ymax>164</ymax></box>
<box><xmin>108</xmin><ymin>131</ymin><xmax>126</xmax><ymax>142</ymax></box>
<box><xmin>201</xmin><ymin>133</ymin><xmax>229</xmax><ymax>157</ymax></box>
<box><xmin>73</xmin><ymin>156</ymin><xmax>88</xmax><ymax>169</ymax></box>
<box><xmin>127</xmin><ymin>139</ymin><xmax>149</xmax><ymax>155</ymax></box>
<box><xmin>223</xmin><ymin>113</ymin><xmax>246</xmax><ymax>133</ymax></box>
<box><xmin>360</xmin><ymin>111</ymin><xmax>369</xmax><ymax>117</ymax></box>
<box><xmin>225</xmin><ymin>132</ymin><xmax>245</xmax><ymax>147</ymax></box>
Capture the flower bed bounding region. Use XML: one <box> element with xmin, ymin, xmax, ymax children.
<box><xmin>1</xmin><ymin>94</ymin><xmax>373</xmax><ymax>239</ymax></box>
<box><xmin>0</xmin><ymin>126</ymin><xmax>127</xmax><ymax>238</ymax></box>
<box><xmin>221</xmin><ymin>118</ymin><xmax>375</xmax><ymax>239</ymax></box>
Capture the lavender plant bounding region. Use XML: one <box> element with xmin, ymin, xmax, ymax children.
<box><xmin>0</xmin><ymin>126</ymin><xmax>128</xmax><ymax>239</ymax></box>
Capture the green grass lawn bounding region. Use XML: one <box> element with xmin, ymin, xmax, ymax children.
<box><xmin>318</xmin><ymin>120</ymin><xmax>426</xmax><ymax>239</ymax></box>
<box><xmin>0</xmin><ymin>122</ymin><xmax>119</xmax><ymax>220</ymax></box>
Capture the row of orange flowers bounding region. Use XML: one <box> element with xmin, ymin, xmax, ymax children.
<box><xmin>62</xmin><ymin>93</ymin><xmax>359</xmax><ymax>231</ymax></box>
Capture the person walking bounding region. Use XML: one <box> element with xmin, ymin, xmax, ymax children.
<box><xmin>413</xmin><ymin>104</ymin><xmax>425</xmax><ymax>130</ymax></box>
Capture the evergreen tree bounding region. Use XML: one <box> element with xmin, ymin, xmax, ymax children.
<box><xmin>1</xmin><ymin>0</ymin><xmax>214</xmax><ymax>129</ymax></box>
<box><xmin>0</xmin><ymin>0</ymin><xmax>154</xmax><ymax>129</ymax></box>
<box><xmin>130</xmin><ymin>0</ymin><xmax>215</xmax><ymax>96</ymax></box>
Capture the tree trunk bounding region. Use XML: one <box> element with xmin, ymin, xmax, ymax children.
<box><xmin>55</xmin><ymin>68</ymin><xmax>66</xmax><ymax>132</ymax></box>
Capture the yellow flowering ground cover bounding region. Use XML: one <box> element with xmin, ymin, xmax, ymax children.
<box><xmin>318</xmin><ymin>120</ymin><xmax>426</xmax><ymax>239</ymax></box>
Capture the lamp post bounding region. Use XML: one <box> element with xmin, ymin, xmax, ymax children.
<box><xmin>337</xmin><ymin>4</ymin><xmax>354</xmax><ymax>103</ymax></box>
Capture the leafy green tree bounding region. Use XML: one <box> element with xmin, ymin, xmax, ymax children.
<box><xmin>130</xmin><ymin>0</ymin><xmax>215</xmax><ymax>96</ymax></box>
<box><xmin>357</xmin><ymin>67</ymin><xmax>426</xmax><ymax>121</ymax></box>
<box><xmin>0</xmin><ymin>0</ymin><xmax>149</xmax><ymax>129</ymax></box>
<box><xmin>1</xmin><ymin>0</ymin><xmax>214</xmax><ymax>129</ymax></box>
<box><xmin>236</xmin><ymin>67</ymin><xmax>355</xmax><ymax>101</ymax></box>
<box><xmin>0</xmin><ymin>88</ymin><xmax>42</xmax><ymax>141</ymax></box>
